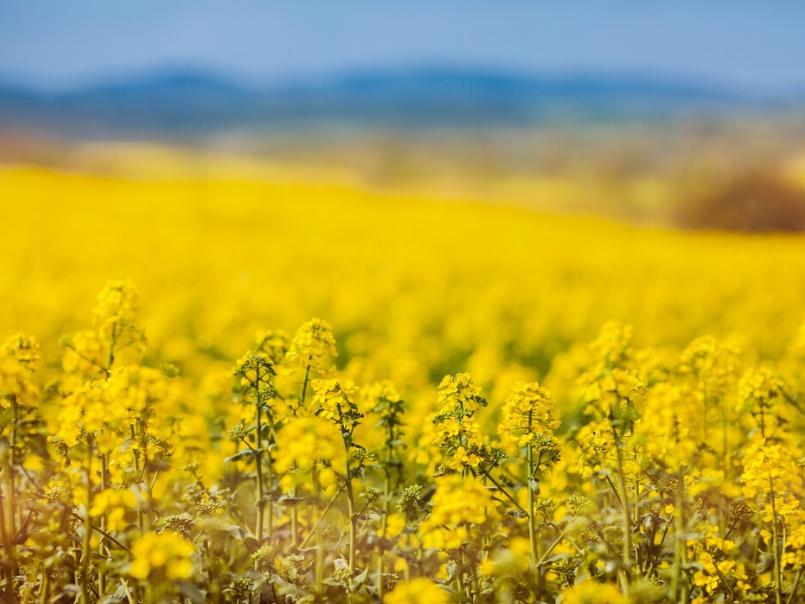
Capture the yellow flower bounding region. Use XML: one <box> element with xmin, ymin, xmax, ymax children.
<box><xmin>419</xmin><ymin>475</ymin><xmax>499</xmax><ymax>550</ymax></box>
<box><xmin>234</xmin><ymin>351</ymin><xmax>276</xmax><ymax>393</ymax></box>
<box><xmin>679</xmin><ymin>335</ymin><xmax>741</xmax><ymax>399</ymax></box>
<box><xmin>90</xmin><ymin>488</ymin><xmax>138</xmax><ymax>532</ymax></box>
<box><xmin>2</xmin><ymin>333</ymin><xmax>40</xmax><ymax>369</ymax></box>
<box><xmin>589</xmin><ymin>321</ymin><xmax>634</xmax><ymax>370</ymax></box>
<box><xmin>54</xmin><ymin>368</ymin><xmax>129</xmax><ymax>449</ymax></box>
<box><xmin>741</xmin><ymin>437</ymin><xmax>803</xmax><ymax>501</ymax></box>
<box><xmin>498</xmin><ymin>381</ymin><xmax>559</xmax><ymax>448</ymax></box>
<box><xmin>285</xmin><ymin>318</ymin><xmax>337</xmax><ymax>373</ymax></box>
<box><xmin>737</xmin><ymin>366</ymin><xmax>785</xmax><ymax>414</ymax></box>
<box><xmin>130</xmin><ymin>531</ymin><xmax>195</xmax><ymax>580</ymax></box>
<box><xmin>384</xmin><ymin>513</ymin><xmax>406</xmax><ymax>539</ymax></box>
<box><xmin>436</xmin><ymin>373</ymin><xmax>486</xmax><ymax>415</ymax></box>
<box><xmin>93</xmin><ymin>279</ymin><xmax>145</xmax><ymax>348</ymax></box>
<box><xmin>635</xmin><ymin>382</ymin><xmax>703</xmax><ymax>471</ymax></box>
<box><xmin>386</xmin><ymin>578</ymin><xmax>449</xmax><ymax>604</ymax></box>
<box><xmin>562</xmin><ymin>582</ymin><xmax>626</xmax><ymax>604</ymax></box>
<box><xmin>254</xmin><ymin>329</ymin><xmax>291</xmax><ymax>365</ymax></box>
<box><xmin>273</xmin><ymin>415</ymin><xmax>342</xmax><ymax>492</ymax></box>
<box><xmin>94</xmin><ymin>279</ymin><xmax>139</xmax><ymax>326</ymax></box>
<box><xmin>0</xmin><ymin>333</ymin><xmax>40</xmax><ymax>402</ymax></box>
<box><xmin>310</xmin><ymin>379</ymin><xmax>362</xmax><ymax>429</ymax></box>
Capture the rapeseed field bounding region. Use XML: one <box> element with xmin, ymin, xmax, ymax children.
<box><xmin>3</xmin><ymin>164</ymin><xmax>805</xmax><ymax>603</ymax></box>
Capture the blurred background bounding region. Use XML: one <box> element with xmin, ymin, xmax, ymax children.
<box><xmin>3</xmin><ymin>0</ymin><xmax>805</xmax><ymax>230</ymax></box>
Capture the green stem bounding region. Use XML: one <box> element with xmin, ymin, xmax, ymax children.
<box><xmin>612</xmin><ymin>426</ymin><xmax>633</xmax><ymax>596</ymax></box>
<box><xmin>721</xmin><ymin>404</ymin><xmax>730</xmax><ymax>482</ymax></box>
<box><xmin>8</xmin><ymin>397</ymin><xmax>17</xmax><ymax>536</ymax></box>
<box><xmin>130</xmin><ymin>424</ymin><xmax>144</xmax><ymax>537</ymax></box>
<box><xmin>481</xmin><ymin>469</ymin><xmax>527</xmax><ymax>514</ymax></box>
<box><xmin>106</xmin><ymin>323</ymin><xmax>117</xmax><ymax>372</ymax></box>
<box><xmin>266</xmin><ymin>414</ymin><xmax>275</xmax><ymax>535</ymax></box>
<box><xmin>119</xmin><ymin>580</ymin><xmax>136</xmax><ymax>604</ymax></box>
<box><xmin>291</xmin><ymin>488</ymin><xmax>299</xmax><ymax>548</ymax></box>
<box><xmin>539</xmin><ymin>528</ymin><xmax>568</xmax><ymax>565</ymax></box>
<box><xmin>39</xmin><ymin>565</ymin><xmax>49</xmax><ymax>604</ymax></box>
<box><xmin>377</xmin><ymin>444</ymin><xmax>392</xmax><ymax>601</ymax></box>
<box><xmin>138</xmin><ymin>420</ymin><xmax>151</xmax><ymax>533</ymax></box>
<box><xmin>527</xmin><ymin>445</ymin><xmax>542</xmax><ymax>600</ymax></box>
<box><xmin>786</xmin><ymin>570</ymin><xmax>802</xmax><ymax>604</ymax></box>
<box><xmin>298</xmin><ymin>486</ymin><xmax>345</xmax><ymax>549</ymax></box>
<box><xmin>770</xmin><ymin>475</ymin><xmax>783</xmax><ymax>604</ymax></box>
<box><xmin>254</xmin><ymin>375</ymin><xmax>265</xmax><ymax>544</ymax></box>
<box><xmin>456</xmin><ymin>549</ymin><xmax>465</xmax><ymax>604</ymax></box>
<box><xmin>316</xmin><ymin>516</ymin><xmax>325</xmax><ymax>600</ymax></box>
<box><xmin>701</xmin><ymin>386</ymin><xmax>708</xmax><ymax>440</ymax></box>
<box><xmin>0</xmin><ymin>485</ymin><xmax>12</xmax><ymax>604</ymax></box>
<box><xmin>81</xmin><ymin>435</ymin><xmax>94</xmax><ymax>604</ymax></box>
<box><xmin>71</xmin><ymin>514</ymin><xmax>131</xmax><ymax>554</ymax></box>
<box><xmin>98</xmin><ymin>454</ymin><xmax>108</xmax><ymax>597</ymax></box>
<box><xmin>343</xmin><ymin>437</ymin><xmax>357</xmax><ymax>574</ymax></box>
<box><xmin>6</xmin><ymin>396</ymin><xmax>18</xmax><ymax>596</ymax></box>
<box><xmin>291</xmin><ymin>363</ymin><xmax>312</xmax><ymax>549</ymax></box>
<box><xmin>301</xmin><ymin>363</ymin><xmax>311</xmax><ymax>405</ymax></box>
<box><xmin>672</xmin><ymin>473</ymin><xmax>688</xmax><ymax>603</ymax></box>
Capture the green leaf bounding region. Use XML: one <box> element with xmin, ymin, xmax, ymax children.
<box><xmin>224</xmin><ymin>449</ymin><xmax>256</xmax><ymax>465</ymax></box>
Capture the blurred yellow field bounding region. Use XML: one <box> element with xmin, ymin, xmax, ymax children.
<box><xmin>4</xmin><ymin>161</ymin><xmax>805</xmax><ymax>603</ymax></box>
<box><xmin>4</xmin><ymin>164</ymin><xmax>805</xmax><ymax>368</ymax></box>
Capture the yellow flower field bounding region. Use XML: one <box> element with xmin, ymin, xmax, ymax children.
<box><xmin>3</xmin><ymin>162</ymin><xmax>805</xmax><ymax>603</ymax></box>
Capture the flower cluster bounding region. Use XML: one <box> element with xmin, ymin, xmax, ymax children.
<box><xmin>311</xmin><ymin>378</ymin><xmax>363</xmax><ymax>430</ymax></box>
<box><xmin>498</xmin><ymin>381</ymin><xmax>559</xmax><ymax>448</ymax></box>
<box><xmin>5</xmin><ymin>280</ymin><xmax>805</xmax><ymax>604</ymax></box>
<box><xmin>419</xmin><ymin>475</ymin><xmax>500</xmax><ymax>550</ymax></box>
<box><xmin>286</xmin><ymin>317</ymin><xmax>338</xmax><ymax>373</ymax></box>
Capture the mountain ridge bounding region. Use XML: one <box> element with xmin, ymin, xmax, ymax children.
<box><xmin>0</xmin><ymin>66</ymin><xmax>797</xmax><ymax>136</ymax></box>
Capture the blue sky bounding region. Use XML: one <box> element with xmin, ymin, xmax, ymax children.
<box><xmin>2</xmin><ymin>1</ymin><xmax>804</xmax><ymax>92</ymax></box>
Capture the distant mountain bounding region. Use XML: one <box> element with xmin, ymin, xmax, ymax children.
<box><xmin>0</xmin><ymin>66</ymin><xmax>794</xmax><ymax>137</ymax></box>
<box><xmin>319</xmin><ymin>69</ymin><xmax>736</xmax><ymax>100</ymax></box>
